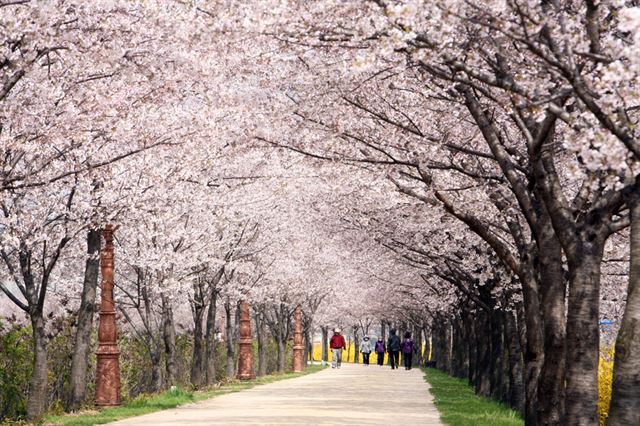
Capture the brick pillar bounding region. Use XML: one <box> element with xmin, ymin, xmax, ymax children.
<box><xmin>95</xmin><ymin>225</ymin><xmax>121</xmax><ymax>406</ymax></box>
<box><xmin>293</xmin><ymin>305</ymin><xmax>304</xmax><ymax>372</ymax></box>
<box><xmin>237</xmin><ymin>300</ymin><xmax>255</xmax><ymax>380</ymax></box>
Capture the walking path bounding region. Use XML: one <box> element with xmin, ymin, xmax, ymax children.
<box><xmin>108</xmin><ymin>363</ymin><xmax>442</xmax><ymax>425</ymax></box>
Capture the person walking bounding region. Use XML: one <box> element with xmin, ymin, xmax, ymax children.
<box><xmin>329</xmin><ymin>328</ymin><xmax>346</xmax><ymax>369</ymax></box>
<box><xmin>387</xmin><ymin>328</ymin><xmax>401</xmax><ymax>369</ymax></box>
<box><xmin>402</xmin><ymin>331</ymin><xmax>416</xmax><ymax>370</ymax></box>
<box><xmin>359</xmin><ymin>335</ymin><xmax>372</xmax><ymax>366</ymax></box>
<box><xmin>375</xmin><ymin>336</ymin><xmax>386</xmax><ymax>366</ymax></box>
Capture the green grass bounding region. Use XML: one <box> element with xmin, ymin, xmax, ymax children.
<box><xmin>43</xmin><ymin>366</ymin><xmax>325</xmax><ymax>426</ymax></box>
<box><xmin>423</xmin><ymin>368</ymin><xmax>524</xmax><ymax>426</ymax></box>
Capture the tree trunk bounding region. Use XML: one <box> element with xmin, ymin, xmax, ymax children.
<box><xmin>530</xmin><ymin>116</ymin><xmax>606</xmax><ymax>425</ymax></box>
<box><xmin>475</xmin><ymin>311</ymin><xmax>491</xmax><ymax>397</ymax></box>
<box><xmin>505</xmin><ymin>310</ymin><xmax>525</xmax><ymax>415</ymax></box>
<box><xmin>564</xmin><ymin>247</ymin><xmax>604</xmax><ymax>426</ymax></box>
<box><xmin>380</xmin><ymin>320</ymin><xmax>386</xmax><ymax>343</ymax></box>
<box><xmin>267</xmin><ymin>303</ymin><xmax>290</xmax><ymax>373</ymax></box>
<box><xmin>461</xmin><ymin>315</ymin><xmax>470</xmax><ymax>377</ymax></box>
<box><xmin>423</xmin><ymin>326</ymin><xmax>431</xmax><ymax>363</ymax></box>
<box><xmin>353</xmin><ymin>326</ymin><xmax>359</xmax><ymax>364</ymax></box>
<box><xmin>413</xmin><ymin>324</ymin><xmax>423</xmax><ymax>368</ymax></box>
<box><xmin>466</xmin><ymin>317</ymin><xmax>476</xmax><ymax>387</ymax></box>
<box><xmin>162</xmin><ymin>293</ymin><xmax>177</xmax><ymax>388</ymax></box>
<box><xmin>431</xmin><ymin>324</ymin><xmax>439</xmax><ymax>365</ymax></box>
<box><xmin>277</xmin><ymin>334</ymin><xmax>286</xmax><ymax>372</ymax></box>
<box><xmin>27</xmin><ymin>314</ymin><xmax>48</xmax><ymax>420</ymax></box>
<box><xmin>608</xmin><ymin>191</ymin><xmax>640</xmax><ymax>426</ymax></box>
<box><xmin>432</xmin><ymin>321</ymin><xmax>443</xmax><ymax>369</ymax></box>
<box><xmin>450</xmin><ymin>317</ymin><xmax>460</xmax><ymax>376</ymax></box>
<box><xmin>440</xmin><ymin>320</ymin><xmax>452</xmax><ymax>374</ymax></box>
<box><xmin>345</xmin><ymin>334</ymin><xmax>350</xmax><ymax>362</ymax></box>
<box><xmin>503</xmin><ymin>336</ymin><xmax>511</xmax><ymax>405</ymax></box>
<box><xmin>512</xmin><ymin>301</ymin><xmax>542</xmax><ymax>426</ymax></box>
<box><xmin>255</xmin><ymin>310</ymin><xmax>267</xmax><ymax>377</ymax></box>
<box><xmin>233</xmin><ymin>301</ymin><xmax>241</xmax><ymax>376</ymax></box>
<box><xmin>205</xmin><ymin>290</ymin><xmax>218</xmax><ymax>385</ymax></box>
<box><xmin>490</xmin><ymin>310</ymin><xmax>504</xmax><ymax>401</ymax></box>
<box><xmin>150</xmin><ymin>345</ymin><xmax>163</xmax><ymax>392</ymax></box>
<box><xmin>536</xmin><ymin>214</ymin><xmax>567</xmax><ymax>425</ymax></box>
<box><xmin>451</xmin><ymin>315</ymin><xmax>468</xmax><ymax>377</ymax></box>
<box><xmin>225</xmin><ymin>298</ymin><xmax>235</xmax><ymax>379</ymax></box>
<box><xmin>303</xmin><ymin>327</ymin><xmax>311</xmax><ymax>364</ymax></box>
<box><xmin>190</xmin><ymin>297</ymin><xmax>205</xmax><ymax>387</ymax></box>
<box><xmin>321</xmin><ymin>326</ymin><xmax>328</xmax><ymax>364</ymax></box>
<box><xmin>517</xmin><ymin>270</ymin><xmax>544</xmax><ymax>426</ymax></box>
<box><xmin>440</xmin><ymin>321</ymin><xmax>447</xmax><ymax>370</ymax></box>
<box><xmin>67</xmin><ymin>229</ymin><xmax>101</xmax><ymax>410</ymax></box>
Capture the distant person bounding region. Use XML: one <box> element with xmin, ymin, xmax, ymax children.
<box><xmin>387</xmin><ymin>329</ymin><xmax>401</xmax><ymax>369</ymax></box>
<box><xmin>330</xmin><ymin>328</ymin><xmax>346</xmax><ymax>369</ymax></box>
<box><xmin>402</xmin><ymin>331</ymin><xmax>416</xmax><ymax>370</ymax></box>
<box><xmin>375</xmin><ymin>336</ymin><xmax>386</xmax><ymax>366</ymax></box>
<box><xmin>359</xmin><ymin>335</ymin><xmax>372</xmax><ymax>366</ymax></box>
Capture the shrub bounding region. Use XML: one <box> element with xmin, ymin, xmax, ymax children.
<box><xmin>119</xmin><ymin>336</ymin><xmax>156</xmax><ymax>400</ymax></box>
<box><xmin>174</xmin><ymin>334</ymin><xmax>193</xmax><ymax>386</ymax></box>
<box><xmin>47</xmin><ymin>316</ymin><xmax>77</xmax><ymax>407</ymax></box>
<box><xmin>0</xmin><ymin>319</ymin><xmax>33</xmax><ymax>421</ymax></box>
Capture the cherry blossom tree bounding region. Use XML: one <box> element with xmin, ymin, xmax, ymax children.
<box><xmin>1</xmin><ymin>1</ymin><xmax>638</xmax><ymax>424</ymax></box>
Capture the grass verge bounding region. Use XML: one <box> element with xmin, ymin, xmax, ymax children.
<box><xmin>423</xmin><ymin>368</ymin><xmax>523</xmax><ymax>426</ymax></box>
<box><xmin>43</xmin><ymin>365</ymin><xmax>325</xmax><ymax>426</ymax></box>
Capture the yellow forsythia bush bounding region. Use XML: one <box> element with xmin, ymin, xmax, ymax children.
<box><xmin>598</xmin><ymin>347</ymin><xmax>614</xmax><ymax>426</ymax></box>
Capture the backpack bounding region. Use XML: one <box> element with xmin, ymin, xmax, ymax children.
<box><xmin>402</xmin><ymin>338</ymin><xmax>414</xmax><ymax>353</ymax></box>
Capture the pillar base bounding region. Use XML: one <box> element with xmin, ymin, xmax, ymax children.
<box><xmin>95</xmin><ymin>350</ymin><xmax>121</xmax><ymax>406</ymax></box>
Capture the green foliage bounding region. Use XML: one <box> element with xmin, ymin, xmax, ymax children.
<box><xmin>0</xmin><ymin>319</ymin><xmax>33</xmax><ymax>421</ymax></box>
<box><xmin>119</xmin><ymin>337</ymin><xmax>155</xmax><ymax>401</ymax></box>
<box><xmin>0</xmin><ymin>316</ymin><xmax>95</xmax><ymax>421</ymax></box>
<box><xmin>256</xmin><ymin>339</ymin><xmax>294</xmax><ymax>374</ymax></box>
<box><xmin>424</xmin><ymin>368</ymin><xmax>524</xmax><ymax>426</ymax></box>
<box><xmin>46</xmin><ymin>316</ymin><xmax>78</xmax><ymax>407</ymax></box>
<box><xmin>174</xmin><ymin>334</ymin><xmax>194</xmax><ymax>386</ymax></box>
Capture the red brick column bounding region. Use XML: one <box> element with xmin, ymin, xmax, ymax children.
<box><xmin>95</xmin><ymin>225</ymin><xmax>121</xmax><ymax>406</ymax></box>
<box><xmin>293</xmin><ymin>305</ymin><xmax>304</xmax><ymax>372</ymax></box>
<box><xmin>237</xmin><ymin>300</ymin><xmax>255</xmax><ymax>380</ymax></box>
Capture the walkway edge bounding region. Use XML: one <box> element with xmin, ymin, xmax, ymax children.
<box><xmin>45</xmin><ymin>366</ymin><xmax>327</xmax><ymax>426</ymax></box>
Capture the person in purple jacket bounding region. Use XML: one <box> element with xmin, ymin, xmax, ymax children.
<box><xmin>402</xmin><ymin>331</ymin><xmax>416</xmax><ymax>370</ymax></box>
<box><xmin>374</xmin><ymin>336</ymin><xmax>386</xmax><ymax>366</ymax></box>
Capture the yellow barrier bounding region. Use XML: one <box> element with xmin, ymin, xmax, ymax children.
<box><xmin>598</xmin><ymin>347</ymin><xmax>614</xmax><ymax>426</ymax></box>
<box><xmin>311</xmin><ymin>343</ymin><xmax>427</xmax><ymax>364</ymax></box>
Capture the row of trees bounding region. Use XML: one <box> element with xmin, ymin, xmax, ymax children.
<box><xmin>251</xmin><ymin>1</ymin><xmax>639</xmax><ymax>425</ymax></box>
<box><xmin>0</xmin><ymin>1</ymin><xmax>373</xmax><ymax>420</ymax></box>
<box><xmin>2</xmin><ymin>1</ymin><xmax>639</xmax><ymax>425</ymax></box>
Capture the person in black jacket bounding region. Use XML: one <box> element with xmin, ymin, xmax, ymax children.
<box><xmin>387</xmin><ymin>329</ymin><xmax>401</xmax><ymax>369</ymax></box>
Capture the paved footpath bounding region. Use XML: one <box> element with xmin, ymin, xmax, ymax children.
<box><xmin>108</xmin><ymin>363</ymin><xmax>442</xmax><ymax>425</ymax></box>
